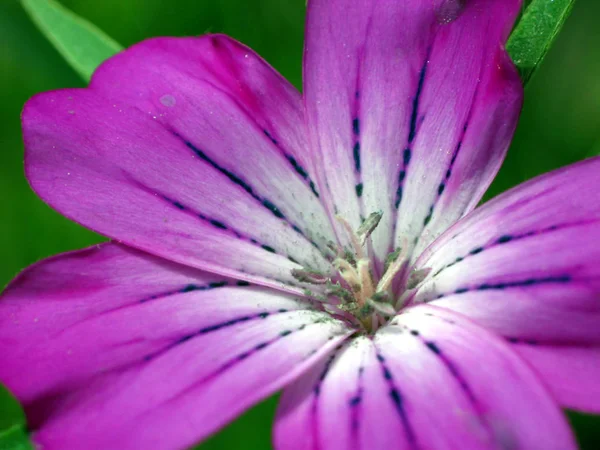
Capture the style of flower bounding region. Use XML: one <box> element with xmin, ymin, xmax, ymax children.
<box><xmin>1</xmin><ymin>0</ymin><xmax>599</xmax><ymax>449</ymax></box>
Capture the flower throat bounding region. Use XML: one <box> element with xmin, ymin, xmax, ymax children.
<box><xmin>292</xmin><ymin>212</ymin><xmax>430</xmax><ymax>334</ymax></box>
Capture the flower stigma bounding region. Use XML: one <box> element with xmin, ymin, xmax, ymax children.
<box><xmin>292</xmin><ymin>212</ymin><xmax>432</xmax><ymax>334</ymax></box>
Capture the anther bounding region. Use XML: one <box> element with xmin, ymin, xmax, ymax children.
<box><xmin>406</xmin><ymin>267</ymin><xmax>432</xmax><ymax>290</ymax></box>
<box><xmin>384</xmin><ymin>248</ymin><xmax>403</xmax><ymax>273</ymax></box>
<box><xmin>291</xmin><ymin>268</ymin><xmax>329</xmax><ymax>284</ymax></box>
<box><xmin>325</xmin><ymin>281</ymin><xmax>354</xmax><ymax>302</ymax></box>
<box><xmin>334</xmin><ymin>259</ymin><xmax>361</xmax><ymax>290</ymax></box>
<box><xmin>356</xmin><ymin>211</ymin><xmax>383</xmax><ymax>245</ymax></box>
<box><xmin>377</xmin><ymin>240</ymin><xmax>408</xmax><ymax>293</ymax></box>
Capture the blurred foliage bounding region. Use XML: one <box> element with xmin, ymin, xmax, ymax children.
<box><xmin>0</xmin><ymin>0</ymin><xmax>599</xmax><ymax>448</ymax></box>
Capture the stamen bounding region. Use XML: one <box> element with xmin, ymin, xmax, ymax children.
<box><xmin>371</xmin><ymin>314</ymin><xmax>379</xmax><ymax>333</ymax></box>
<box><xmin>357</xmin><ymin>259</ymin><xmax>375</xmax><ymax>302</ymax></box>
<box><xmin>395</xmin><ymin>267</ymin><xmax>432</xmax><ymax>309</ymax></box>
<box><xmin>377</xmin><ymin>241</ymin><xmax>408</xmax><ymax>293</ymax></box>
<box><xmin>406</xmin><ymin>267</ymin><xmax>432</xmax><ymax>290</ymax></box>
<box><xmin>327</xmin><ymin>241</ymin><xmax>339</xmax><ymax>254</ymax></box>
<box><xmin>366</xmin><ymin>297</ymin><xmax>396</xmax><ymax>316</ymax></box>
<box><xmin>291</xmin><ymin>212</ymin><xmax>432</xmax><ymax>335</ymax></box>
<box><xmin>356</xmin><ymin>211</ymin><xmax>383</xmax><ymax>246</ymax></box>
<box><xmin>325</xmin><ymin>280</ymin><xmax>354</xmax><ymax>302</ymax></box>
<box><xmin>334</xmin><ymin>258</ymin><xmax>362</xmax><ymax>292</ymax></box>
<box><xmin>384</xmin><ymin>248</ymin><xmax>402</xmax><ymax>273</ymax></box>
<box><xmin>302</xmin><ymin>288</ymin><xmax>328</xmax><ymax>303</ymax></box>
<box><xmin>291</xmin><ymin>268</ymin><xmax>329</xmax><ymax>284</ymax></box>
<box><xmin>343</xmin><ymin>249</ymin><xmax>357</xmax><ymax>267</ymax></box>
<box><xmin>336</xmin><ymin>215</ymin><xmax>365</xmax><ymax>260</ymax></box>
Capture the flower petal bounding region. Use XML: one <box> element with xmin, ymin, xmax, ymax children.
<box><xmin>303</xmin><ymin>0</ymin><xmax>522</xmax><ymax>266</ymax></box>
<box><xmin>414</xmin><ymin>157</ymin><xmax>600</xmax><ymax>343</ymax></box>
<box><xmin>0</xmin><ymin>243</ymin><xmax>351</xmax><ymax>450</ymax></box>
<box><xmin>274</xmin><ymin>305</ymin><xmax>576</xmax><ymax>450</ymax></box>
<box><xmin>414</xmin><ymin>157</ymin><xmax>600</xmax><ymax>412</ymax></box>
<box><xmin>512</xmin><ymin>345</ymin><xmax>600</xmax><ymax>414</ymax></box>
<box><xmin>23</xmin><ymin>35</ymin><xmax>335</xmax><ymax>292</ymax></box>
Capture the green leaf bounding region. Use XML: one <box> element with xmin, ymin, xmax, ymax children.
<box><xmin>507</xmin><ymin>0</ymin><xmax>576</xmax><ymax>85</ymax></box>
<box><xmin>21</xmin><ymin>0</ymin><xmax>123</xmax><ymax>81</ymax></box>
<box><xmin>0</xmin><ymin>385</ymin><xmax>31</xmax><ymax>450</ymax></box>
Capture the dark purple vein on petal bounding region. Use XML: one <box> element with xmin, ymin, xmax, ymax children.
<box><xmin>434</xmin><ymin>274</ymin><xmax>572</xmax><ymax>300</ymax></box>
<box><xmin>309</xmin><ymin>343</ymin><xmax>347</xmax><ymax>450</ymax></box>
<box><xmin>412</xmin><ymin>38</ymin><xmax>489</xmax><ymax>251</ymax></box>
<box><xmin>351</xmin><ymin>33</ymin><xmax>367</xmax><ymax>193</ymax></box>
<box><xmin>374</xmin><ymin>351</ymin><xmax>419</xmax><ymax>450</ymax></box>
<box><xmin>142</xmin><ymin>309</ymin><xmax>303</xmax><ymax>363</ymax></box>
<box><xmin>54</xmin><ymin>280</ymin><xmax>254</xmax><ymax>336</ymax></box>
<box><xmin>349</xmin><ymin>351</ymin><xmax>367</xmax><ymax>442</ymax></box>
<box><xmin>262</xmin><ymin>129</ymin><xmax>320</xmax><ymax>199</ymax></box>
<box><xmin>200</xmin><ymin>37</ymin><xmax>321</xmax><ymax>199</ymax></box>
<box><xmin>168</xmin><ymin>130</ymin><xmax>325</xmax><ymax>255</ymax></box>
<box><xmin>393</xmin><ymin>52</ymin><xmax>430</xmax><ymax>212</ymax></box>
<box><xmin>419</xmin><ymin>122</ymin><xmax>468</xmax><ymax>233</ymax></box>
<box><xmin>128</xmin><ymin>177</ymin><xmax>292</xmax><ymax>261</ymax></box>
<box><xmin>139</xmin><ymin>320</ymin><xmax>346</xmax><ymax>417</ymax></box>
<box><xmin>398</xmin><ymin>322</ymin><xmax>494</xmax><ymax>442</ymax></box>
<box><xmin>402</xmin><ymin>325</ymin><xmax>480</xmax><ymax>412</ymax></box>
<box><xmin>139</xmin><ymin>280</ymin><xmax>250</xmax><ymax>304</ymax></box>
<box><xmin>506</xmin><ymin>336</ymin><xmax>539</xmax><ymax>346</ymax></box>
<box><xmin>431</xmin><ymin>219</ymin><xmax>599</xmax><ymax>278</ymax></box>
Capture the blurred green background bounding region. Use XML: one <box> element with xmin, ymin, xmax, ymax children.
<box><xmin>0</xmin><ymin>0</ymin><xmax>599</xmax><ymax>448</ymax></box>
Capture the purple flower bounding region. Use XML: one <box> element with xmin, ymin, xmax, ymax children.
<box><xmin>1</xmin><ymin>0</ymin><xmax>599</xmax><ymax>448</ymax></box>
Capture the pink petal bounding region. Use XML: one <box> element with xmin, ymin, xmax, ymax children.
<box><xmin>23</xmin><ymin>35</ymin><xmax>334</xmax><ymax>292</ymax></box>
<box><xmin>512</xmin><ymin>345</ymin><xmax>600</xmax><ymax>413</ymax></box>
<box><xmin>275</xmin><ymin>305</ymin><xmax>576</xmax><ymax>450</ymax></box>
<box><xmin>414</xmin><ymin>157</ymin><xmax>600</xmax><ymax>412</ymax></box>
<box><xmin>0</xmin><ymin>243</ymin><xmax>351</xmax><ymax>449</ymax></box>
<box><xmin>303</xmin><ymin>0</ymin><xmax>522</xmax><ymax>268</ymax></box>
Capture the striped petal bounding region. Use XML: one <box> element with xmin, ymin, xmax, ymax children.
<box><xmin>414</xmin><ymin>156</ymin><xmax>600</xmax><ymax>412</ymax></box>
<box><xmin>303</xmin><ymin>0</ymin><xmax>522</xmax><ymax>270</ymax></box>
<box><xmin>274</xmin><ymin>305</ymin><xmax>576</xmax><ymax>450</ymax></box>
<box><xmin>23</xmin><ymin>35</ymin><xmax>334</xmax><ymax>293</ymax></box>
<box><xmin>0</xmin><ymin>243</ymin><xmax>351</xmax><ymax>450</ymax></box>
